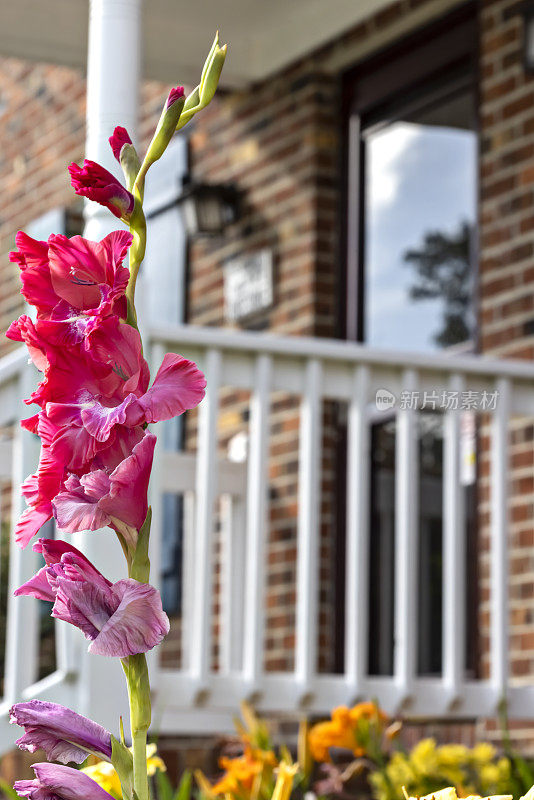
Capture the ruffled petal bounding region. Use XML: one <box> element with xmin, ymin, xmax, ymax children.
<box><xmin>15</xmin><ymin>763</ymin><xmax>115</xmax><ymax>800</ymax></box>
<box><xmin>90</xmin><ymin>579</ymin><xmax>169</xmax><ymax>657</ymax></box>
<box><xmin>99</xmin><ymin>433</ymin><xmax>156</xmax><ymax>531</ymax></box>
<box><xmin>138</xmin><ymin>353</ymin><xmax>206</xmax><ymax>423</ymax></box>
<box><xmin>10</xmin><ymin>700</ymin><xmax>112</xmax><ymax>764</ymax></box>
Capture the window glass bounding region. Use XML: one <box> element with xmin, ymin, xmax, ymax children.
<box><xmin>363</xmin><ymin>89</ymin><xmax>477</xmax><ymax>351</ymax></box>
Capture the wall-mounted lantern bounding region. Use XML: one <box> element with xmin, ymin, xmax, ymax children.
<box><xmin>505</xmin><ymin>0</ymin><xmax>534</xmax><ymax>73</ymax></box>
<box><xmin>176</xmin><ymin>180</ymin><xmax>240</xmax><ymax>237</ymax></box>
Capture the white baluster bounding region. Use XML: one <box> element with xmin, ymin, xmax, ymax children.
<box><xmin>146</xmin><ymin>342</ymin><xmax>166</xmax><ymax>682</ymax></box>
<box><xmin>295</xmin><ymin>358</ymin><xmax>322</xmax><ymax>697</ymax></box>
<box><xmin>190</xmin><ymin>349</ymin><xmax>221</xmax><ymax>690</ymax></box>
<box><xmin>4</xmin><ymin>370</ymin><xmax>40</xmax><ymax>703</ymax></box>
<box><xmin>442</xmin><ymin>374</ymin><xmax>465</xmax><ymax>703</ymax></box>
<box><xmin>220</xmin><ymin>493</ymin><xmax>246</xmax><ymax>675</ymax></box>
<box><xmin>344</xmin><ymin>365</ymin><xmax>370</xmax><ymax>696</ymax></box>
<box><xmin>394</xmin><ymin>369</ymin><xmax>418</xmax><ymax>705</ymax></box>
<box><xmin>181</xmin><ymin>490</ymin><xmax>196</xmax><ymax>672</ymax></box>
<box><xmin>491</xmin><ymin>377</ymin><xmax>511</xmax><ymax>698</ymax></box>
<box><xmin>242</xmin><ymin>355</ymin><xmax>271</xmax><ymax>691</ymax></box>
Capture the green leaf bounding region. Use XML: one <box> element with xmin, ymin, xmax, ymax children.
<box><xmin>130</xmin><ymin>508</ymin><xmax>151</xmax><ymax>583</ymax></box>
<box><xmin>174</xmin><ymin>770</ymin><xmax>192</xmax><ymax>800</ymax></box>
<box><xmin>0</xmin><ymin>778</ymin><xmax>22</xmax><ymax>800</ymax></box>
<box><xmin>155</xmin><ymin>770</ymin><xmax>174</xmax><ymax>800</ymax></box>
<box><xmin>111</xmin><ymin>734</ymin><xmax>134</xmax><ymax>800</ymax></box>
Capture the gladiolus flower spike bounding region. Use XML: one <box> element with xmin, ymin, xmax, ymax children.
<box><xmin>7</xmin><ymin>32</ymin><xmax>224</xmax><ymax>800</ymax></box>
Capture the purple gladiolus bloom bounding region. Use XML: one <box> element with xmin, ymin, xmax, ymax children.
<box><xmin>15</xmin><ymin>539</ymin><xmax>110</xmax><ymax>602</ymax></box>
<box><xmin>16</xmin><ymin>540</ymin><xmax>169</xmax><ymax>657</ymax></box>
<box><xmin>15</xmin><ymin>763</ymin><xmax>114</xmax><ymax>800</ymax></box>
<box><xmin>10</xmin><ymin>700</ymin><xmax>112</xmax><ymax>764</ymax></box>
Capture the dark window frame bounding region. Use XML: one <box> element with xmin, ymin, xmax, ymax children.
<box><xmin>340</xmin><ymin>1</ymin><xmax>480</xmax><ymax>344</ymax></box>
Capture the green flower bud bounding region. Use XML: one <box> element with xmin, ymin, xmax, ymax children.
<box><xmin>175</xmin><ymin>33</ymin><xmax>227</xmax><ymax>132</ymax></box>
<box><xmin>144</xmin><ymin>87</ymin><xmax>185</xmax><ymax>167</ymax></box>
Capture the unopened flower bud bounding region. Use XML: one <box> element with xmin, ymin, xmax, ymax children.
<box><xmin>109</xmin><ymin>126</ymin><xmax>141</xmax><ymax>190</ymax></box>
<box><xmin>143</xmin><ymin>86</ymin><xmax>185</xmax><ymax>168</ymax></box>
<box><xmin>109</xmin><ymin>126</ymin><xmax>132</xmax><ymax>162</ymax></box>
<box><xmin>68</xmin><ymin>160</ymin><xmax>134</xmax><ymax>221</ymax></box>
<box><xmin>176</xmin><ymin>33</ymin><xmax>227</xmax><ymax>131</ymax></box>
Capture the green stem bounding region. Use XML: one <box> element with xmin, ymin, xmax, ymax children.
<box><xmin>123</xmin><ymin>653</ymin><xmax>151</xmax><ymax>800</ymax></box>
<box><xmin>126</xmin><ymin>218</ymin><xmax>147</xmax><ymax>325</ymax></box>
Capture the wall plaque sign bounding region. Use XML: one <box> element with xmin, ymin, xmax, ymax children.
<box><xmin>223</xmin><ymin>249</ymin><xmax>273</xmax><ymax>322</ymax></box>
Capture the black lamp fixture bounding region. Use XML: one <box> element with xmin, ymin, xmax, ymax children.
<box><xmin>176</xmin><ymin>178</ymin><xmax>240</xmax><ymax>237</ymax></box>
<box><xmin>504</xmin><ymin>0</ymin><xmax>534</xmax><ymax>73</ymax></box>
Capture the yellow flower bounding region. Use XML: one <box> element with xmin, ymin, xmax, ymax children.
<box><xmin>410</xmin><ymin>739</ymin><xmax>439</xmax><ymax>777</ymax></box>
<box><xmin>146</xmin><ymin>743</ymin><xmax>167</xmax><ymax>776</ymax></box>
<box><xmin>82</xmin><ymin>744</ymin><xmax>166</xmax><ymax>798</ymax></box>
<box><xmin>472</xmin><ymin>743</ymin><xmax>496</xmax><ymax>766</ymax></box>
<box><xmin>438</xmin><ymin>744</ymin><xmax>470</xmax><ymax>766</ymax></box>
<box><xmin>408</xmin><ymin>788</ymin><xmax>513</xmax><ymax>800</ymax></box>
<box><xmin>271</xmin><ymin>762</ymin><xmax>298</xmax><ymax>800</ymax></box>
<box><xmin>82</xmin><ymin>761</ymin><xmax>121</xmax><ymax>798</ymax></box>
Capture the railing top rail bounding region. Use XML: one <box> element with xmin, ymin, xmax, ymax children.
<box><xmin>150</xmin><ymin>324</ymin><xmax>534</xmax><ymax>384</ymax></box>
<box><xmin>0</xmin><ymin>347</ymin><xmax>28</xmax><ymax>384</ymax></box>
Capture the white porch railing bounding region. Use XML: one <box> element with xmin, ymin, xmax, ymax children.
<box><xmin>0</xmin><ymin>325</ymin><xmax>533</xmax><ymax>748</ymax></box>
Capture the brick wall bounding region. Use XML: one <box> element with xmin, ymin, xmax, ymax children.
<box><xmin>478</xmin><ymin>0</ymin><xmax>534</xmax><ymax>751</ymax></box>
<box><xmin>186</xmin><ymin>66</ymin><xmax>343</xmax><ymax>672</ymax></box>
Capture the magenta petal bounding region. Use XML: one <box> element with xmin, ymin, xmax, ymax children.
<box><xmin>53</xmin><ymin>472</ymin><xmax>111</xmax><ymax>533</ymax></box>
<box><xmin>10</xmin><ymin>700</ymin><xmax>112</xmax><ymax>764</ymax></box>
<box><xmin>14</xmin><ymin>567</ymin><xmax>55</xmax><ymax>602</ymax></box>
<box><xmin>14</xmin><ymin>508</ymin><xmax>52</xmax><ymax>549</ymax></box>
<box><xmin>109</xmin><ymin>126</ymin><xmax>132</xmax><ymax>161</ymax></box>
<box><xmin>99</xmin><ymin>433</ymin><xmax>156</xmax><ymax>530</ymax></box>
<box><xmin>68</xmin><ymin>161</ymin><xmax>134</xmax><ymax>220</ymax></box>
<box><xmin>47</xmin><ymin>230</ymin><xmax>131</xmax><ymax>312</ymax></box>
<box><xmin>80</xmin><ymin>395</ymin><xmax>139</xmax><ymax>442</ymax></box>
<box><xmin>138</xmin><ymin>353</ymin><xmax>206</xmax><ymax>423</ymax></box>
<box><xmin>90</xmin><ymin>579</ymin><xmax>169</xmax><ymax>657</ymax></box>
<box><xmin>15</xmin><ymin>763</ymin><xmax>114</xmax><ymax>800</ymax></box>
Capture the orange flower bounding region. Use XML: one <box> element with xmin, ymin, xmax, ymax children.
<box><xmin>210</xmin><ymin>745</ymin><xmax>276</xmax><ymax>796</ymax></box>
<box><xmin>308</xmin><ymin>703</ymin><xmax>388</xmax><ymax>763</ymax></box>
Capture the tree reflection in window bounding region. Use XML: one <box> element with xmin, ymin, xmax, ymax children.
<box><xmin>403</xmin><ymin>220</ymin><xmax>474</xmax><ymax>348</ymax></box>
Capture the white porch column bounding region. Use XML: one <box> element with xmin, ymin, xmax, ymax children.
<box><xmin>73</xmin><ymin>0</ymin><xmax>143</xmax><ymax>730</ymax></box>
<box><xmin>84</xmin><ymin>0</ymin><xmax>142</xmax><ymax>240</ymax></box>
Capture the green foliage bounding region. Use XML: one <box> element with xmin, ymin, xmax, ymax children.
<box><xmin>0</xmin><ymin>777</ymin><xmax>22</xmax><ymax>800</ymax></box>
<box><xmin>111</xmin><ymin>734</ymin><xmax>134</xmax><ymax>800</ymax></box>
<box><xmin>499</xmin><ymin>699</ymin><xmax>534</xmax><ymax>798</ymax></box>
<box><xmin>155</xmin><ymin>769</ymin><xmax>192</xmax><ymax>800</ymax></box>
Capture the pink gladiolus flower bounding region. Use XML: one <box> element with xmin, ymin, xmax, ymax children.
<box><xmin>9</xmin><ymin>315</ymin><xmax>147</xmax><ymax>414</ymax></box>
<box><xmin>69</xmin><ymin>160</ymin><xmax>134</xmax><ymax>220</ymax></box>
<box><xmin>9</xmin><ymin>229</ymin><xmax>132</xmax><ymax>321</ymax></box>
<box><xmin>17</xmin><ymin>539</ymin><xmax>169</xmax><ymax>657</ymax></box>
<box><xmin>53</xmin><ymin>433</ymin><xmax>156</xmax><ymax>544</ymax></box>
<box><xmin>13</xmin><ymin>414</ymin><xmax>66</xmax><ymax>548</ymax></box>
<box><xmin>109</xmin><ymin>126</ymin><xmax>132</xmax><ymax>162</ymax></box>
<box><xmin>46</xmin><ymin>351</ymin><xmax>205</xmax><ymax>465</ymax></box>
